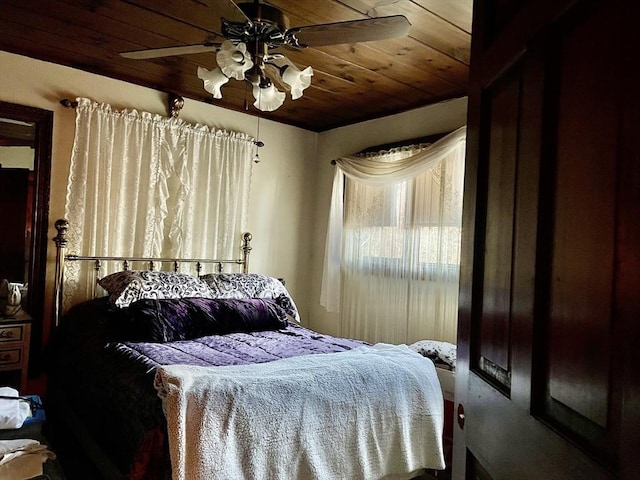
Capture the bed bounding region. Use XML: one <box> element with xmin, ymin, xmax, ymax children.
<box><xmin>45</xmin><ymin>220</ymin><xmax>446</xmax><ymax>480</ymax></box>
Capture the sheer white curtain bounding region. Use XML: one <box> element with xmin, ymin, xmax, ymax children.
<box><xmin>64</xmin><ymin>98</ymin><xmax>253</xmax><ymax>307</ymax></box>
<box><xmin>321</xmin><ymin>126</ymin><xmax>466</xmax><ymax>344</ymax></box>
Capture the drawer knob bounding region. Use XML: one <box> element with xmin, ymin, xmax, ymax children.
<box><xmin>0</xmin><ymin>331</ymin><xmax>15</xmax><ymax>339</ymax></box>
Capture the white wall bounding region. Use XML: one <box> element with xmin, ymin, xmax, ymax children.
<box><xmin>308</xmin><ymin>97</ymin><xmax>468</xmax><ymax>335</ymax></box>
<box><xmin>0</xmin><ymin>50</ymin><xmax>317</xmax><ymax>339</ymax></box>
<box><xmin>0</xmin><ymin>49</ymin><xmax>466</xmax><ymax>343</ymax></box>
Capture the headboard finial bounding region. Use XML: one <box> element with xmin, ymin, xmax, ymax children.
<box><xmin>53</xmin><ymin>218</ymin><xmax>70</xmax><ymax>327</ymax></box>
<box><xmin>53</xmin><ymin>218</ymin><xmax>69</xmax><ymax>248</ymax></box>
<box><xmin>241</xmin><ymin>232</ymin><xmax>252</xmax><ymax>274</ymax></box>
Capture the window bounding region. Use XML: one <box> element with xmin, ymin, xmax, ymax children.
<box><xmin>322</xmin><ymin>127</ymin><xmax>466</xmax><ymax>344</ymax></box>
<box><xmin>344</xmin><ymin>160</ymin><xmax>463</xmax><ymax>280</ymax></box>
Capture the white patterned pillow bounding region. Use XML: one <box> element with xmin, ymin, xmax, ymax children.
<box><xmin>408</xmin><ymin>340</ymin><xmax>457</xmax><ymax>371</ymax></box>
<box><xmin>200</xmin><ymin>273</ymin><xmax>300</xmax><ymax>322</ymax></box>
<box><xmin>98</xmin><ymin>271</ymin><xmax>214</xmax><ymax>308</ymax></box>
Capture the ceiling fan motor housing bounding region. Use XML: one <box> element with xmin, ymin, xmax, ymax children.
<box><xmin>223</xmin><ymin>2</ymin><xmax>290</xmax><ymax>48</ymax></box>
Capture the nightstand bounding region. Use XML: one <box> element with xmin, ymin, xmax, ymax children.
<box><xmin>0</xmin><ymin>311</ymin><xmax>32</xmax><ymax>391</ymax></box>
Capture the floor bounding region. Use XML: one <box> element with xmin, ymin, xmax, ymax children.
<box><xmin>43</xmin><ymin>423</ymin><xmax>102</xmax><ymax>479</ymax></box>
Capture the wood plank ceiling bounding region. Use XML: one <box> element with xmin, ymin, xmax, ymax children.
<box><xmin>0</xmin><ymin>0</ymin><xmax>472</xmax><ymax>132</ymax></box>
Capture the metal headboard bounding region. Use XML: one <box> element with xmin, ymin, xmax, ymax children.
<box><xmin>51</xmin><ymin>218</ymin><xmax>253</xmax><ymax>327</ymax></box>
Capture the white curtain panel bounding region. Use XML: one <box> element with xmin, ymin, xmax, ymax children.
<box><xmin>321</xmin><ymin>126</ymin><xmax>466</xmax><ymax>344</ymax></box>
<box><xmin>63</xmin><ymin>98</ymin><xmax>253</xmax><ymax>308</ymax></box>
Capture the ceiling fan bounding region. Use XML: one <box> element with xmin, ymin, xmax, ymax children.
<box><xmin>120</xmin><ymin>0</ymin><xmax>411</xmax><ymax>112</ymax></box>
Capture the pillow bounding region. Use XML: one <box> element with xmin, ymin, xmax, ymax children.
<box><xmin>126</xmin><ymin>297</ymin><xmax>289</xmax><ymax>342</ymax></box>
<box><xmin>408</xmin><ymin>340</ymin><xmax>457</xmax><ymax>371</ymax></box>
<box><xmin>200</xmin><ymin>273</ymin><xmax>300</xmax><ymax>322</ymax></box>
<box><xmin>98</xmin><ymin>270</ymin><xmax>213</xmax><ymax>308</ymax></box>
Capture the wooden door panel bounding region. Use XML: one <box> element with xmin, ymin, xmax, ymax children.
<box><xmin>481</xmin><ymin>0</ymin><xmax>525</xmax><ymax>50</ymax></box>
<box><xmin>467</xmin><ymin>374</ymin><xmax>611</xmax><ymax>480</ymax></box>
<box><xmin>466</xmin><ymin>453</ymin><xmax>495</xmax><ymax>480</ymax></box>
<box><xmin>464</xmin><ymin>42</ymin><xmax>614</xmax><ymax>477</ymax></box>
<box><xmin>454</xmin><ymin>0</ymin><xmax>639</xmax><ymax>478</ymax></box>
<box><xmin>540</xmin><ymin>3</ymin><xmax>620</xmax><ymax>462</ymax></box>
<box><xmin>478</xmin><ymin>74</ymin><xmax>519</xmax><ymax>384</ymax></box>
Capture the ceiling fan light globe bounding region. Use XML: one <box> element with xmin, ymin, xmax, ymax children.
<box><xmin>197</xmin><ymin>66</ymin><xmax>229</xmax><ymax>99</ymax></box>
<box><xmin>231</xmin><ymin>52</ymin><xmax>245</xmax><ymax>63</ymax></box>
<box><xmin>216</xmin><ymin>40</ymin><xmax>253</xmax><ymax>80</ymax></box>
<box><xmin>282</xmin><ymin>65</ymin><xmax>313</xmax><ymax>100</ymax></box>
<box><xmin>252</xmin><ymin>83</ymin><xmax>285</xmax><ymax>112</ymax></box>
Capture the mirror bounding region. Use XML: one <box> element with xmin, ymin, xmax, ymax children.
<box><xmin>0</xmin><ymin>101</ymin><xmax>52</xmax><ymax>352</ymax></box>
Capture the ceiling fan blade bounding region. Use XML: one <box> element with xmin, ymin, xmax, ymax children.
<box><xmin>120</xmin><ymin>44</ymin><xmax>221</xmax><ymax>60</ymax></box>
<box><xmin>286</xmin><ymin>15</ymin><xmax>410</xmax><ymax>48</ymax></box>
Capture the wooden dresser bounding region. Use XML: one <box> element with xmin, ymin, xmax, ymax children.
<box><xmin>0</xmin><ymin>311</ymin><xmax>32</xmax><ymax>391</ymax></box>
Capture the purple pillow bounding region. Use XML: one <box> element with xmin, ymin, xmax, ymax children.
<box><xmin>127</xmin><ymin>297</ymin><xmax>289</xmax><ymax>343</ymax></box>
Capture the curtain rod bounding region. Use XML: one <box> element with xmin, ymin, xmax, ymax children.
<box><xmin>60</xmin><ymin>95</ymin><xmax>185</xmax><ymax>117</ymax></box>
<box><xmin>330</xmin><ymin>130</ymin><xmax>451</xmax><ymax>165</ymax></box>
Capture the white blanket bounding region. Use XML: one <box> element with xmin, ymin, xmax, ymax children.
<box><xmin>154</xmin><ymin>343</ymin><xmax>445</xmax><ymax>480</ymax></box>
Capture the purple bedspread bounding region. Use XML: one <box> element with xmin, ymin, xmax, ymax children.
<box><xmin>47</xmin><ymin>297</ymin><xmax>367</xmax><ymax>479</ymax></box>
<box><xmin>113</xmin><ymin>322</ymin><xmax>366</xmax><ymax>369</ymax></box>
